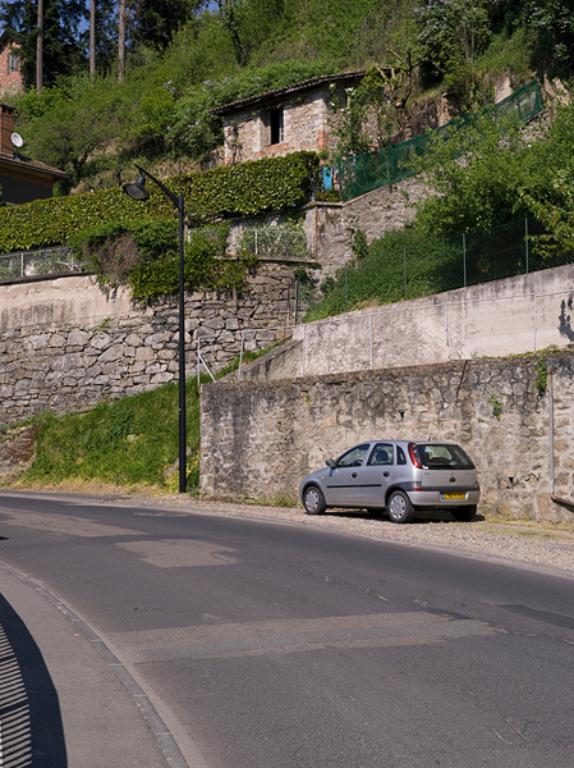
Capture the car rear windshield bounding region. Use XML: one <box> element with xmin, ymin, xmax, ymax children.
<box><xmin>414</xmin><ymin>443</ymin><xmax>475</xmax><ymax>470</ymax></box>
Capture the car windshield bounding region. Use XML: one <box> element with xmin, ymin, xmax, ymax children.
<box><xmin>414</xmin><ymin>443</ymin><xmax>474</xmax><ymax>470</ymax></box>
<box><xmin>337</xmin><ymin>444</ymin><xmax>370</xmax><ymax>468</ymax></box>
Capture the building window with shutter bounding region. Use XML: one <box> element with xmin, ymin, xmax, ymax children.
<box><xmin>268</xmin><ymin>107</ymin><xmax>284</xmax><ymax>145</ymax></box>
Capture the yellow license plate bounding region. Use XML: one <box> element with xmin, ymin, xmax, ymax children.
<box><xmin>441</xmin><ymin>492</ymin><xmax>466</xmax><ymax>501</ymax></box>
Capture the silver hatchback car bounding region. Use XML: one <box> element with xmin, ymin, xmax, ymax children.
<box><xmin>299</xmin><ymin>440</ymin><xmax>480</xmax><ymax>523</ymax></box>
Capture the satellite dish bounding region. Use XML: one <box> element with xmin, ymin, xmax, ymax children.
<box><xmin>11</xmin><ymin>132</ymin><xmax>24</xmax><ymax>148</ymax></box>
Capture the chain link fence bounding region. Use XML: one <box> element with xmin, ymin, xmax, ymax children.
<box><xmin>314</xmin><ymin>216</ymin><xmax>574</xmax><ymax>319</ymax></box>
<box><xmin>0</xmin><ymin>246</ymin><xmax>85</xmax><ymax>283</ymax></box>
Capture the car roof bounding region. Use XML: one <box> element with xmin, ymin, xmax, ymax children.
<box><xmin>352</xmin><ymin>439</ymin><xmax>460</xmax><ymax>445</ymax></box>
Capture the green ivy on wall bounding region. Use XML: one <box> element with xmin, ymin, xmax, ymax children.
<box><xmin>0</xmin><ymin>152</ymin><xmax>319</xmax><ymax>255</ymax></box>
<box><xmin>73</xmin><ymin>219</ymin><xmax>256</xmax><ymax>302</ymax></box>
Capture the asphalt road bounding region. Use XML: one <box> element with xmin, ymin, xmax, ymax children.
<box><xmin>0</xmin><ymin>491</ymin><xmax>573</xmax><ymax>768</ymax></box>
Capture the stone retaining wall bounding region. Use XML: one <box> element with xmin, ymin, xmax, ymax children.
<box><xmin>200</xmin><ymin>352</ymin><xmax>574</xmax><ymax>522</ymax></box>
<box><xmin>0</xmin><ymin>262</ymin><xmax>301</xmax><ymax>425</ymax></box>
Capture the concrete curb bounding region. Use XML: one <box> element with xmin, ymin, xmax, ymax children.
<box><xmin>0</xmin><ymin>561</ymin><xmax>194</xmax><ymax>768</ymax></box>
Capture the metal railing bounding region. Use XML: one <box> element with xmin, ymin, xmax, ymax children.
<box><xmin>195</xmin><ymin>324</ymin><xmax>294</xmax><ymax>383</ymax></box>
<box><xmin>238</xmin><ymin>223</ymin><xmax>310</xmax><ymax>262</ymax></box>
<box><xmin>0</xmin><ymin>246</ymin><xmax>86</xmax><ymax>283</ymax></box>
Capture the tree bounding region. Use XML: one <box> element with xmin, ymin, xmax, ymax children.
<box><xmin>333</xmin><ymin>58</ymin><xmax>418</xmax><ymax>157</ymax></box>
<box><xmin>118</xmin><ymin>0</ymin><xmax>126</xmax><ymax>81</ymax></box>
<box><xmin>0</xmin><ymin>0</ymin><xmax>86</xmax><ymax>88</ymax></box>
<box><xmin>85</xmin><ymin>0</ymin><xmax>118</xmax><ymax>75</ymax></box>
<box><xmin>415</xmin><ymin>0</ymin><xmax>493</xmax><ymax>106</ymax></box>
<box><xmin>216</xmin><ymin>0</ymin><xmax>247</xmax><ymax>66</ymax></box>
<box><xmin>416</xmin><ymin>111</ymin><xmax>528</xmax><ymax>235</ymax></box>
<box><xmin>130</xmin><ymin>0</ymin><xmax>197</xmax><ymax>52</ymax></box>
<box><xmin>36</xmin><ymin>0</ymin><xmax>43</xmax><ymax>92</ymax></box>
<box><xmin>522</xmin><ymin>0</ymin><xmax>574</xmax><ymax>76</ymax></box>
<box><xmin>89</xmin><ymin>0</ymin><xmax>96</xmax><ymax>80</ymax></box>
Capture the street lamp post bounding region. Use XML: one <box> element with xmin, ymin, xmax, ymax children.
<box><xmin>122</xmin><ymin>165</ymin><xmax>188</xmax><ymax>493</ymax></box>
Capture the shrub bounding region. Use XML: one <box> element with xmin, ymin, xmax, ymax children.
<box><xmin>73</xmin><ymin>219</ymin><xmax>253</xmax><ymax>302</ymax></box>
<box><xmin>0</xmin><ymin>151</ymin><xmax>319</xmax><ymax>254</ymax></box>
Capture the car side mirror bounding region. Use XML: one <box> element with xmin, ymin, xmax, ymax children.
<box><xmin>325</xmin><ymin>458</ymin><xmax>336</xmax><ymax>469</ymax></box>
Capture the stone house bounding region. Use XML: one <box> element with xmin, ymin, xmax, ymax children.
<box><xmin>0</xmin><ymin>34</ymin><xmax>23</xmax><ymax>97</ymax></box>
<box><xmin>212</xmin><ymin>71</ymin><xmax>365</xmax><ymax>165</ymax></box>
<box><xmin>0</xmin><ymin>103</ymin><xmax>67</xmax><ymax>204</ymax></box>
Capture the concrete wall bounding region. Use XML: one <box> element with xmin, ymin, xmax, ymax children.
<box><xmin>303</xmin><ymin>175</ymin><xmax>431</xmax><ymax>277</ymax></box>
<box><xmin>0</xmin><ymin>262</ymin><xmax>303</xmax><ymax>425</ymax></box>
<box><xmin>239</xmin><ymin>264</ymin><xmax>574</xmax><ymax>382</ymax></box>
<box><xmin>200</xmin><ymin>352</ymin><xmax>574</xmax><ymax>522</ymax></box>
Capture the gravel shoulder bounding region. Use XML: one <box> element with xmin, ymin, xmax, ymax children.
<box><xmin>150</xmin><ymin>496</ymin><xmax>574</xmax><ymax>578</ymax></box>
<box><xmin>6</xmin><ymin>487</ymin><xmax>573</xmax><ymax>579</ymax></box>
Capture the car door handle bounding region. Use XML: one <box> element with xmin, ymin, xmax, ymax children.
<box><xmin>383</xmin><ymin>471</ymin><xmax>390</xmax><ymax>477</ymax></box>
<box><xmin>351</xmin><ymin>472</ymin><xmax>357</xmax><ymax>478</ymax></box>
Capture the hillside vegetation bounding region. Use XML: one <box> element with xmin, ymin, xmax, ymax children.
<box><xmin>6</xmin><ymin>0</ymin><xmax>573</xmax><ymax>192</ymax></box>
<box><xmin>22</xmin><ymin>380</ymin><xmax>203</xmax><ymax>491</ymax></box>
<box><xmin>308</xmin><ymin>101</ymin><xmax>574</xmax><ymax>320</ymax></box>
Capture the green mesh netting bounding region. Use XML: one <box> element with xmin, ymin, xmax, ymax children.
<box><xmin>338</xmin><ymin>81</ymin><xmax>544</xmax><ymax>202</ymax></box>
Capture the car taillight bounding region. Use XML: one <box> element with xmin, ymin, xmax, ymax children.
<box><xmin>412</xmin><ymin>481</ymin><xmax>423</xmax><ymax>492</ymax></box>
<box><xmin>408</xmin><ymin>442</ymin><xmax>423</xmax><ymax>469</ymax></box>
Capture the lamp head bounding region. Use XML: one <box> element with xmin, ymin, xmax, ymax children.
<box><xmin>122</xmin><ymin>174</ymin><xmax>150</xmax><ymax>201</ymax></box>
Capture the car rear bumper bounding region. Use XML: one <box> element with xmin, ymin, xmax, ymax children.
<box><xmin>406</xmin><ymin>489</ymin><xmax>480</xmax><ymax>507</ymax></box>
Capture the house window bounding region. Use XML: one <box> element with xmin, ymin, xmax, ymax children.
<box><xmin>8</xmin><ymin>52</ymin><xmax>20</xmax><ymax>74</ymax></box>
<box><xmin>268</xmin><ymin>107</ymin><xmax>284</xmax><ymax>145</ymax></box>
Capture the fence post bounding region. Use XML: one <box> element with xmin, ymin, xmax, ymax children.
<box><xmin>294</xmin><ymin>276</ymin><xmax>300</xmax><ymax>325</ymax></box>
<box><xmin>20</xmin><ymin>252</ymin><xmax>24</xmax><ymax>278</ymax></box>
<box><xmin>462</xmin><ymin>233</ymin><xmax>467</xmax><ymax>288</ymax></box>
<box><xmin>533</xmin><ymin>294</ymin><xmax>538</xmax><ymax>351</ymax></box>
<box><xmin>524</xmin><ymin>216</ymin><xmax>529</xmax><ymax>274</ymax></box>
<box><xmin>302</xmin><ymin>323</ymin><xmax>307</xmax><ymax>376</ymax></box>
<box><xmin>403</xmin><ymin>247</ymin><xmax>407</xmax><ymax>298</ymax></box>
<box><xmin>255</xmin><ymin>228</ymin><xmax>258</xmax><ymax>259</ymax></box>
<box><xmin>196</xmin><ymin>335</ymin><xmax>201</xmax><ymax>387</ymax></box>
<box><xmin>237</xmin><ymin>330</ymin><xmax>245</xmax><ymax>381</ymax></box>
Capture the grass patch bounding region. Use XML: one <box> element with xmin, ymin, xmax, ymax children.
<box><xmin>306</xmin><ymin>227</ymin><xmax>461</xmax><ymax>322</ymax></box>
<box><xmin>22</xmin><ymin>380</ymin><xmax>201</xmax><ymax>491</ymax></box>
<box><xmin>306</xmin><ymin>213</ymin><xmax>571</xmax><ymax>323</ymax></box>
<box><xmin>15</xmin><ymin>343</ymin><xmax>276</xmax><ymax>493</ymax></box>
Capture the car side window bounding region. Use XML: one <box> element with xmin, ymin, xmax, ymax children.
<box><xmin>397</xmin><ymin>446</ymin><xmax>406</xmax><ymax>465</ymax></box>
<box><xmin>337</xmin><ymin>444</ymin><xmax>370</xmax><ymax>468</ymax></box>
<box><xmin>367</xmin><ymin>443</ymin><xmax>394</xmax><ymax>466</ymax></box>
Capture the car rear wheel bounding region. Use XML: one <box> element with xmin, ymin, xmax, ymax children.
<box><xmin>451</xmin><ymin>505</ymin><xmax>477</xmax><ymax>522</ymax></box>
<box><xmin>303</xmin><ymin>485</ymin><xmax>326</xmax><ymax>515</ymax></box>
<box><xmin>387</xmin><ymin>490</ymin><xmax>415</xmax><ymax>524</ymax></box>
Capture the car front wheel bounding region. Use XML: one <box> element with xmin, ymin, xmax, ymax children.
<box><xmin>303</xmin><ymin>485</ymin><xmax>326</xmax><ymax>515</ymax></box>
<box><xmin>387</xmin><ymin>490</ymin><xmax>415</xmax><ymax>524</ymax></box>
